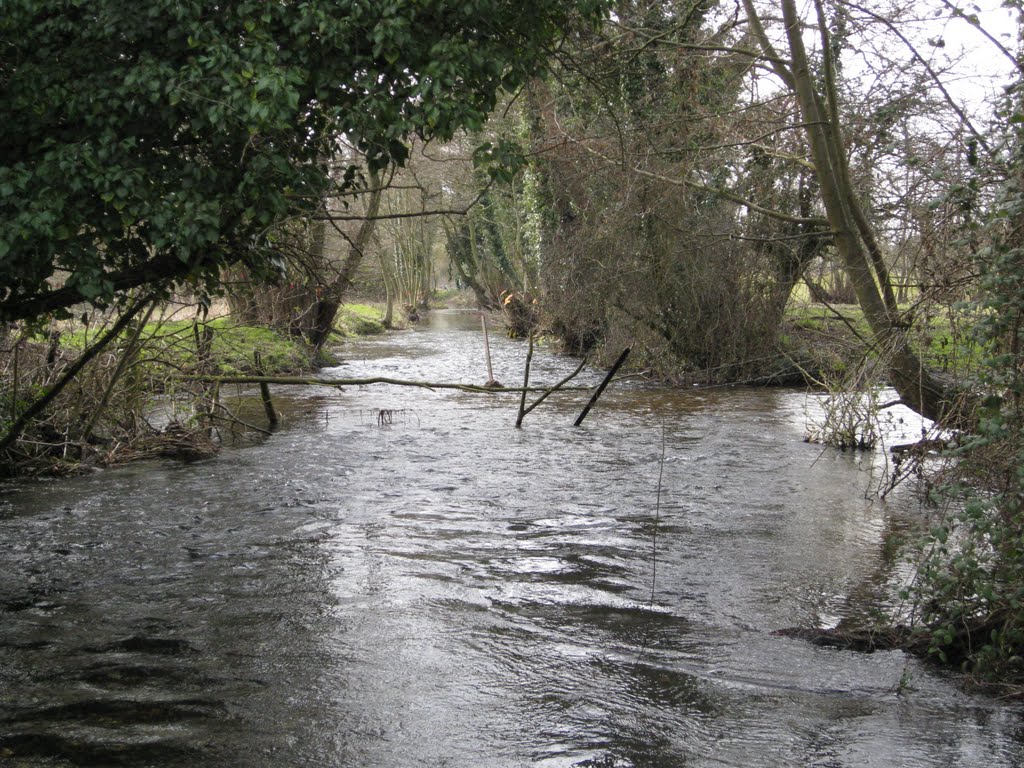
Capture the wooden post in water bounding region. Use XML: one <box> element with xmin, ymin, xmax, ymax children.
<box><xmin>481</xmin><ymin>312</ymin><xmax>499</xmax><ymax>387</ymax></box>
<box><xmin>574</xmin><ymin>347</ymin><xmax>630</xmax><ymax>426</ymax></box>
<box><xmin>253</xmin><ymin>350</ymin><xmax>279</xmax><ymax>428</ymax></box>
<box><xmin>515</xmin><ymin>332</ymin><xmax>534</xmax><ymax>428</ymax></box>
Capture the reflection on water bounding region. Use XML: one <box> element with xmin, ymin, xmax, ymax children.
<box><xmin>1</xmin><ymin>310</ymin><xmax>1021</xmax><ymax>767</ymax></box>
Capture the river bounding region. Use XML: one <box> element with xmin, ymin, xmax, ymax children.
<box><xmin>1</xmin><ymin>310</ymin><xmax>1021</xmax><ymax>767</ymax></box>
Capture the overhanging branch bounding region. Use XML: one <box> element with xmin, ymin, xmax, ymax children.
<box><xmin>561</xmin><ymin>130</ymin><xmax>828</xmax><ymax>226</ymax></box>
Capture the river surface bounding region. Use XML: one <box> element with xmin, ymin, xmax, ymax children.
<box><xmin>1</xmin><ymin>310</ymin><xmax>1022</xmax><ymax>767</ymax></box>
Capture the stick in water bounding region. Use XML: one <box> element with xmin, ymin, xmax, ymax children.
<box><xmin>515</xmin><ymin>333</ymin><xmax>534</xmax><ymax>428</ymax></box>
<box><xmin>574</xmin><ymin>348</ymin><xmax>630</xmax><ymax>426</ymax></box>
<box><xmin>481</xmin><ymin>312</ymin><xmax>499</xmax><ymax>387</ymax></box>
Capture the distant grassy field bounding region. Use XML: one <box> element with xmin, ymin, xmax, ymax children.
<box><xmin>784</xmin><ymin>297</ymin><xmax>985</xmax><ymax>379</ymax></box>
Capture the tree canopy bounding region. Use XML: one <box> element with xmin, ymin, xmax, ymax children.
<box><xmin>0</xmin><ymin>0</ymin><xmax>604</xmax><ymax>323</ymax></box>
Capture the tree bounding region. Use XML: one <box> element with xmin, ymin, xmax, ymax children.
<box><xmin>524</xmin><ymin>0</ymin><xmax>822</xmax><ymax>377</ymax></box>
<box><xmin>380</xmin><ymin>181</ymin><xmax>440</xmax><ymax>317</ymax></box>
<box><xmin>444</xmin><ymin>158</ymin><xmax>542</xmax><ymax>326</ymax></box>
<box><xmin>741</xmin><ymin>0</ymin><xmax>983</xmax><ymax>423</ymax></box>
<box><xmin>887</xmin><ymin>2</ymin><xmax>1024</xmax><ymax>679</ymax></box>
<box><xmin>529</xmin><ymin>0</ymin><xmax>992</xmax><ymax>417</ymax></box>
<box><xmin>0</xmin><ymin>0</ymin><xmax>605</xmax><ymax>324</ymax></box>
<box><xmin>224</xmin><ymin>160</ymin><xmax>383</xmax><ymax>354</ymax></box>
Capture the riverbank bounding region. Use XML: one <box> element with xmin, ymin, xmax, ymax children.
<box><xmin>0</xmin><ymin>302</ymin><xmax>395</xmax><ymax>477</ymax></box>
<box><xmin>566</xmin><ymin>298</ymin><xmax>979</xmax><ymax>405</ymax></box>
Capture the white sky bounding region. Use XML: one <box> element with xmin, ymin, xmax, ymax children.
<box><xmin>736</xmin><ymin>0</ymin><xmax>1021</xmax><ymax>123</ymax></box>
<box><xmin>920</xmin><ymin>1</ymin><xmax>1019</xmax><ymax>106</ymax></box>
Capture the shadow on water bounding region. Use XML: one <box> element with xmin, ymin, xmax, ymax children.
<box><xmin>1</xmin><ymin>310</ymin><xmax>1023</xmax><ymax>766</ymax></box>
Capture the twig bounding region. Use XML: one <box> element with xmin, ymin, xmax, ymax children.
<box><xmin>635</xmin><ymin>422</ymin><xmax>667</xmax><ymax>669</ymax></box>
<box><xmin>482</xmin><ymin>312</ymin><xmax>499</xmax><ymax>386</ymax></box>
<box><xmin>0</xmin><ymin>295</ymin><xmax>154</xmax><ymax>452</ymax></box>
<box><xmin>80</xmin><ymin>297</ymin><xmax>159</xmax><ymax>444</ymax></box>
<box><xmin>209</xmin><ymin>402</ymin><xmax>273</xmax><ymax>436</ymax></box>
<box><xmin>650</xmin><ymin>423</ymin><xmax>665</xmax><ymax>607</ymax></box>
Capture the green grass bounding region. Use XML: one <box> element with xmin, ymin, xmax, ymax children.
<box><xmin>57</xmin><ymin>316</ymin><xmax>313</xmax><ymax>377</ymax></box>
<box><xmin>334</xmin><ymin>303</ymin><xmax>387</xmax><ymax>336</ymax></box>
<box><xmin>786</xmin><ymin>301</ymin><xmax>871</xmax><ymax>336</ymax></box>
<box><xmin>197</xmin><ymin>319</ymin><xmax>313</xmax><ymax>373</ymax></box>
<box><xmin>49</xmin><ymin>300</ymin><xmax>396</xmax><ymax>380</ymax></box>
<box><xmin>912</xmin><ymin>310</ymin><xmax>987</xmax><ymax>377</ymax></box>
<box><xmin>783</xmin><ymin>299</ymin><xmax>985</xmax><ymax>380</ymax></box>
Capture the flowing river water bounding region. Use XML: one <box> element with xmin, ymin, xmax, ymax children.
<box><xmin>1</xmin><ymin>309</ymin><xmax>1022</xmax><ymax>767</ymax></box>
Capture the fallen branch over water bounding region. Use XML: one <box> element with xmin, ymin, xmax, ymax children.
<box><xmin>775</xmin><ymin>623</ymin><xmax>1024</xmax><ymax>699</ymax></box>
<box><xmin>171</xmin><ymin>374</ymin><xmax>590</xmax><ymax>394</ymax></box>
<box><xmin>890</xmin><ymin>437</ymin><xmax>950</xmax><ymax>459</ymax></box>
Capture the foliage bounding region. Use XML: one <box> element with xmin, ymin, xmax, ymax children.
<box><xmin>446</xmin><ymin>186</ymin><xmax>525</xmax><ymax>310</ymax></box>
<box><xmin>443</xmin><ymin>99</ymin><xmax>545</xmax><ymax>331</ymax></box>
<box><xmin>906</xmin><ymin>138</ymin><xmax>1024</xmax><ymax>679</ymax></box>
<box><xmin>517</xmin><ymin>0</ymin><xmax>834</xmax><ymax>377</ymax></box>
<box><xmin>0</xmin><ymin>0</ymin><xmax>605</xmax><ymax>324</ymax></box>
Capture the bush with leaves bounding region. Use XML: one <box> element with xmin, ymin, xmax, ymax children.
<box><xmin>907</xmin><ymin>148</ymin><xmax>1024</xmax><ymax>678</ymax></box>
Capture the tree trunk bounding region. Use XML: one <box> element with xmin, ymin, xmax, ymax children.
<box><xmin>751</xmin><ymin>0</ymin><xmax>964</xmax><ymax>425</ymax></box>
<box><xmin>376</xmin><ymin>231</ymin><xmax>398</xmax><ymax>328</ymax></box>
<box><xmin>308</xmin><ymin>169</ymin><xmax>384</xmax><ymax>352</ymax></box>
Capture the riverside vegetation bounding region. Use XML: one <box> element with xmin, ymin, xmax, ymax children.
<box><xmin>0</xmin><ymin>303</ymin><xmax>387</xmax><ymax>474</ymax></box>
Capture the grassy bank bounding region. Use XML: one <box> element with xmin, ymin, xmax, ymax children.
<box><xmin>53</xmin><ymin>302</ymin><xmax>394</xmax><ymax>377</ymax></box>
<box><xmin>334</xmin><ymin>303</ymin><xmax>389</xmax><ymax>337</ymax></box>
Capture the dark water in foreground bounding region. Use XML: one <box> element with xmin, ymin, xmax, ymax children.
<box><xmin>1</xmin><ymin>310</ymin><xmax>1021</xmax><ymax>767</ymax></box>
